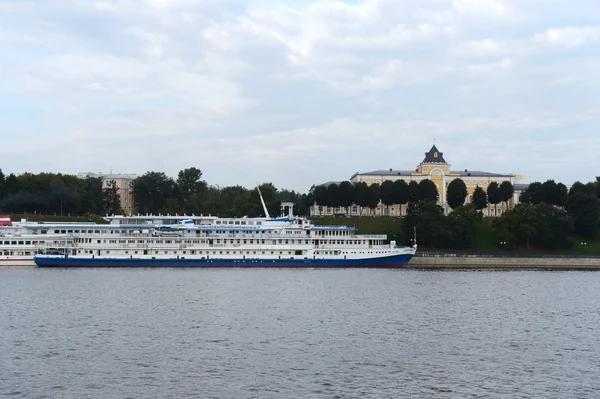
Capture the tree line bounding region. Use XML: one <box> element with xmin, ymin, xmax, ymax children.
<box><xmin>1</xmin><ymin>167</ymin><xmax>599</xmax><ymax>250</ymax></box>
<box><xmin>493</xmin><ymin>178</ymin><xmax>600</xmax><ymax>249</ymax></box>
<box><xmin>312</xmin><ymin>177</ymin><xmax>600</xmax><ymax>250</ymax></box>
<box><xmin>0</xmin><ymin>167</ymin><xmax>313</xmax><ymax>218</ymax></box>
<box><xmin>130</xmin><ymin>168</ymin><xmax>313</xmax><ymax>218</ymax></box>
<box><xmin>0</xmin><ymin>170</ymin><xmax>107</xmax><ymax>216</ymax></box>
<box><xmin>312</xmin><ymin>178</ymin><xmax>515</xmax><ymax>214</ymax></box>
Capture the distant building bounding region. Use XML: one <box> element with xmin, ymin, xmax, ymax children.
<box><xmin>79</xmin><ymin>173</ymin><xmax>137</xmax><ymax>215</ymax></box>
<box><xmin>311</xmin><ymin>145</ymin><xmax>530</xmax><ymax>217</ymax></box>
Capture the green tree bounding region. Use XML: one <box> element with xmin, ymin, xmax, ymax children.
<box><xmin>325</xmin><ymin>183</ymin><xmax>340</xmax><ymax>213</ymax></box>
<box><xmin>102</xmin><ymin>180</ymin><xmax>122</xmax><ymax>215</ymax></box>
<box><xmin>162</xmin><ymin>197</ymin><xmax>181</xmax><ymax>215</ymax></box>
<box><xmin>366</xmin><ymin>183</ymin><xmax>380</xmax><ymax>215</ymax></box>
<box><xmin>566</xmin><ymin>192</ymin><xmax>600</xmax><ymax>238</ymax></box>
<box><xmin>405</xmin><ymin>200</ymin><xmax>445</xmax><ymax>248</ymax></box>
<box><xmin>182</xmin><ymin>192</ymin><xmax>204</xmax><ymax>215</ymax></box>
<box><xmin>555</xmin><ymin>183</ymin><xmax>569</xmax><ymax>207</ymax></box>
<box><xmin>418</xmin><ymin>179</ymin><xmax>438</xmax><ymax>202</ymax></box>
<box><xmin>408</xmin><ymin>181</ymin><xmax>420</xmax><ymax>203</ymax></box>
<box><xmin>0</xmin><ymin>169</ymin><xmax>5</xmax><ymax>201</ymax></box>
<box><xmin>520</xmin><ymin>182</ymin><xmax>543</xmax><ymax>204</ymax></box>
<box><xmin>541</xmin><ymin>180</ymin><xmax>562</xmax><ymax>206</ymax></box>
<box><xmin>176</xmin><ymin>167</ymin><xmax>207</xmax><ymax>206</ymax></box>
<box><xmin>568</xmin><ymin>181</ymin><xmax>589</xmax><ymax>197</ymax></box>
<box><xmin>80</xmin><ymin>176</ymin><xmax>104</xmax><ymax>215</ymax></box>
<box><xmin>471</xmin><ymin>185</ymin><xmax>488</xmax><ymax>211</ymax></box>
<box><xmin>4</xmin><ymin>173</ymin><xmax>19</xmax><ymax>196</ymax></box>
<box><xmin>493</xmin><ymin>203</ymin><xmax>573</xmax><ymax>250</ymax></box>
<box><xmin>392</xmin><ymin>179</ymin><xmax>409</xmax><ymax>209</ymax></box>
<box><xmin>445</xmin><ymin>204</ymin><xmax>480</xmax><ymax>248</ymax></box>
<box><xmin>337</xmin><ymin>181</ymin><xmax>354</xmax><ymax>215</ymax></box>
<box><xmin>379</xmin><ymin>180</ymin><xmax>395</xmax><ymax>216</ymax></box>
<box><xmin>498</xmin><ymin>181</ymin><xmax>514</xmax><ymax>210</ymax></box>
<box><xmin>132</xmin><ymin>172</ymin><xmax>175</xmax><ymax>214</ymax></box>
<box><xmin>446</xmin><ymin>178</ymin><xmax>467</xmax><ymax>209</ymax></box>
<box><xmin>487</xmin><ymin>182</ymin><xmax>501</xmax><ymax>215</ymax></box>
<box><xmin>246</xmin><ymin>183</ymin><xmax>279</xmax><ymax>217</ymax></box>
<box><xmin>353</xmin><ymin>182</ymin><xmax>370</xmax><ymax>216</ymax></box>
<box><xmin>312</xmin><ymin>185</ymin><xmax>327</xmax><ymax>216</ymax></box>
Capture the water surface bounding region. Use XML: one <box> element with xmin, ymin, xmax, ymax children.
<box><xmin>1</xmin><ymin>268</ymin><xmax>598</xmax><ymax>398</ymax></box>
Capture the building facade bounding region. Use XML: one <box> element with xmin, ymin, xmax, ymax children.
<box><xmin>79</xmin><ymin>173</ymin><xmax>137</xmax><ymax>215</ymax></box>
<box><xmin>311</xmin><ymin>145</ymin><xmax>530</xmax><ymax>217</ymax></box>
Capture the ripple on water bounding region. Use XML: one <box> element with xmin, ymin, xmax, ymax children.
<box><xmin>1</xmin><ymin>268</ymin><xmax>600</xmax><ymax>398</ymax></box>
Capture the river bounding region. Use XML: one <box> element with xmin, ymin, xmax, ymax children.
<box><xmin>1</xmin><ymin>267</ymin><xmax>598</xmax><ymax>398</ymax></box>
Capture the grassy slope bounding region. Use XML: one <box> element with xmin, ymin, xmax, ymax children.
<box><xmin>312</xmin><ymin>216</ymin><xmax>600</xmax><ymax>254</ymax></box>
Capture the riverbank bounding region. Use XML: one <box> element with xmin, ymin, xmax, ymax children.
<box><xmin>410</xmin><ymin>254</ymin><xmax>600</xmax><ymax>269</ymax></box>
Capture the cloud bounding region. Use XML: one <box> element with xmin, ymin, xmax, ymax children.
<box><xmin>452</xmin><ymin>0</ymin><xmax>515</xmax><ymax>17</ymax></box>
<box><xmin>0</xmin><ymin>0</ymin><xmax>599</xmax><ymax>190</ymax></box>
<box><xmin>534</xmin><ymin>27</ymin><xmax>600</xmax><ymax>47</ymax></box>
<box><xmin>467</xmin><ymin>57</ymin><xmax>513</xmax><ymax>72</ymax></box>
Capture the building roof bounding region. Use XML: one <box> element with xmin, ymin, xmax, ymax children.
<box><xmin>350</xmin><ymin>169</ymin><xmax>515</xmax><ymax>179</ymax></box>
<box><xmin>421</xmin><ymin>145</ymin><xmax>447</xmax><ymax>164</ymax></box>
<box><xmin>351</xmin><ymin>170</ymin><xmax>416</xmax><ymax>179</ymax></box>
<box><xmin>452</xmin><ymin>170</ymin><xmax>515</xmax><ymax>178</ymax></box>
<box><xmin>78</xmin><ymin>172</ymin><xmax>137</xmax><ymax>180</ymax></box>
<box><xmin>313</xmin><ymin>181</ymin><xmax>347</xmax><ymax>188</ymax></box>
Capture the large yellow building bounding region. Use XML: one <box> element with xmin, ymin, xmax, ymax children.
<box><xmin>311</xmin><ymin>145</ymin><xmax>530</xmax><ymax>217</ymax></box>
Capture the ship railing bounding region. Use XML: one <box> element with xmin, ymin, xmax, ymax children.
<box><xmin>354</xmin><ymin>234</ymin><xmax>387</xmax><ymax>239</ymax></box>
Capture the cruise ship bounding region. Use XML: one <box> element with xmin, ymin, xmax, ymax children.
<box><xmin>34</xmin><ymin>201</ymin><xmax>417</xmax><ymax>268</ymax></box>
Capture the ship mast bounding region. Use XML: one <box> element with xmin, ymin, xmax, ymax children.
<box><xmin>257</xmin><ymin>187</ymin><xmax>270</xmax><ymax>218</ymax></box>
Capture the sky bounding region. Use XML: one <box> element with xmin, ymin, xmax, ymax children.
<box><xmin>0</xmin><ymin>0</ymin><xmax>599</xmax><ymax>192</ymax></box>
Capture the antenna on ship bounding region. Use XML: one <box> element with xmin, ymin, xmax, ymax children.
<box><xmin>413</xmin><ymin>226</ymin><xmax>418</xmax><ymax>249</ymax></box>
<box><xmin>257</xmin><ymin>186</ymin><xmax>270</xmax><ymax>218</ymax></box>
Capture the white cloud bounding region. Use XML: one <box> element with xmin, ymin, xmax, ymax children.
<box><xmin>453</xmin><ymin>0</ymin><xmax>515</xmax><ymax>17</ymax></box>
<box><xmin>467</xmin><ymin>57</ymin><xmax>513</xmax><ymax>72</ymax></box>
<box><xmin>534</xmin><ymin>27</ymin><xmax>600</xmax><ymax>47</ymax></box>
<box><xmin>0</xmin><ymin>0</ymin><xmax>599</xmax><ymax>189</ymax></box>
<box><xmin>452</xmin><ymin>39</ymin><xmax>507</xmax><ymax>57</ymax></box>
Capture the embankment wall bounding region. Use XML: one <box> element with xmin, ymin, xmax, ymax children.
<box><xmin>410</xmin><ymin>255</ymin><xmax>600</xmax><ymax>269</ymax></box>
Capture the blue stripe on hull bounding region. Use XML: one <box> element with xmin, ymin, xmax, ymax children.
<box><xmin>35</xmin><ymin>254</ymin><xmax>414</xmax><ymax>268</ymax></box>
